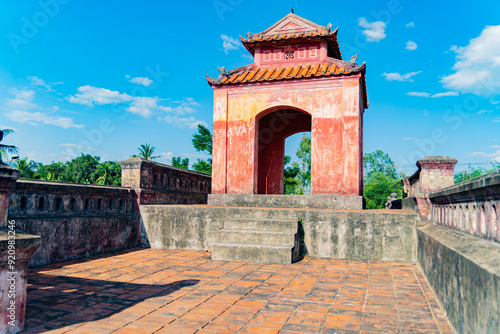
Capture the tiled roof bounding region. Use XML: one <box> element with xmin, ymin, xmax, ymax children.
<box><xmin>207</xmin><ymin>62</ymin><xmax>368</xmax><ymax>108</ymax></box>
<box><xmin>240</xmin><ymin>13</ymin><xmax>342</xmax><ymax>60</ymax></box>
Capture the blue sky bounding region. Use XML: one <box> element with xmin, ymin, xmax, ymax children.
<box><xmin>0</xmin><ymin>0</ymin><xmax>499</xmax><ymax>175</ymax></box>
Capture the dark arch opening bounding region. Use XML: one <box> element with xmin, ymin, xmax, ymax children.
<box><xmin>256</xmin><ymin>107</ymin><xmax>311</xmax><ymax>194</ymax></box>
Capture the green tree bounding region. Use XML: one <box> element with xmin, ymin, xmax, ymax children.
<box><xmin>0</xmin><ymin>129</ymin><xmax>19</xmax><ymax>163</ymax></box>
<box><xmin>172</xmin><ymin>157</ymin><xmax>189</xmax><ymax>169</ymax></box>
<box><xmin>192</xmin><ymin>159</ymin><xmax>212</xmax><ymax>174</ymax></box>
<box><xmin>363</xmin><ymin>150</ymin><xmax>398</xmax><ymax>179</ymax></box>
<box><xmin>191</xmin><ymin>124</ymin><xmax>212</xmax><ymax>174</ymax></box>
<box><xmin>38</xmin><ymin>161</ymin><xmax>66</xmax><ymax>181</ymax></box>
<box><xmin>455</xmin><ymin>161</ymin><xmax>500</xmax><ymax>183</ymax></box>
<box><xmin>13</xmin><ymin>157</ymin><xmax>37</xmax><ymax>178</ymax></box>
<box><xmin>363</xmin><ymin>150</ymin><xmax>403</xmax><ymax>209</ymax></box>
<box><xmin>296</xmin><ymin>135</ymin><xmax>311</xmax><ymax>193</ymax></box>
<box><xmin>62</xmin><ymin>154</ymin><xmax>100</xmax><ymax>184</ymax></box>
<box><xmin>137</xmin><ymin>144</ymin><xmax>160</xmax><ymax>160</ymax></box>
<box><xmin>95</xmin><ymin>161</ymin><xmax>121</xmax><ymax>186</ymax></box>
<box><xmin>284</xmin><ymin>155</ymin><xmax>302</xmax><ymax>195</ymax></box>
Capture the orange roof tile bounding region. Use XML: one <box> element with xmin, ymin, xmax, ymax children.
<box><xmin>206</xmin><ymin>62</ymin><xmax>368</xmax><ymax>108</ymax></box>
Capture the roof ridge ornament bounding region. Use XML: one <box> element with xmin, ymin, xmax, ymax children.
<box><xmin>350</xmin><ymin>54</ymin><xmax>358</xmax><ymax>63</ymax></box>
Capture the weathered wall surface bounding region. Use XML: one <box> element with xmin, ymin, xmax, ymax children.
<box><xmin>212</xmin><ymin>75</ymin><xmax>364</xmax><ymax>196</ymax></box>
<box><xmin>418</xmin><ymin>224</ymin><xmax>500</xmax><ymax>333</ymax></box>
<box><xmin>139</xmin><ymin>205</ymin><xmax>418</xmax><ymax>261</ymax></box>
<box><xmin>120</xmin><ymin>157</ymin><xmax>211</xmax><ymax>205</ymax></box>
<box><xmin>8</xmin><ymin>179</ymin><xmax>139</xmax><ymax>267</ymax></box>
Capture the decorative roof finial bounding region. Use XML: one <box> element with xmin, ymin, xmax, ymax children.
<box><xmin>350</xmin><ymin>54</ymin><xmax>359</xmax><ymax>63</ymax></box>
<box><xmin>216</xmin><ymin>66</ymin><xmax>227</xmax><ymax>75</ymax></box>
<box><xmin>326</xmin><ymin>23</ymin><xmax>333</xmax><ymax>31</ymax></box>
<box><xmin>245</xmin><ymin>32</ymin><xmax>252</xmax><ymax>38</ymax></box>
<box><xmin>291</xmin><ymin>8</ymin><xmax>294</xmax><ymax>14</ymax></box>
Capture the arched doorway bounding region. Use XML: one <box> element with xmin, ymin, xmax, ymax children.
<box><xmin>256</xmin><ymin>107</ymin><xmax>311</xmax><ymax>194</ymax></box>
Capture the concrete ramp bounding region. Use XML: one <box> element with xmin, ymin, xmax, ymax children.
<box><xmin>211</xmin><ymin>217</ymin><xmax>300</xmax><ymax>264</ymax></box>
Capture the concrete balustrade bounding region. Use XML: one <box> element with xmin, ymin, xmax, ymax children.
<box><xmin>428</xmin><ymin>171</ymin><xmax>500</xmax><ymax>242</ymax></box>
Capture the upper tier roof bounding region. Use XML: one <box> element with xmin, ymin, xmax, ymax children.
<box><xmin>240</xmin><ymin>13</ymin><xmax>342</xmax><ymax>60</ymax></box>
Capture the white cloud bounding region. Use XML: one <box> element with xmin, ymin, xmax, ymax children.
<box><xmin>406</xmin><ymin>22</ymin><xmax>415</xmax><ymax>28</ymax></box>
<box><xmin>358</xmin><ymin>18</ymin><xmax>386</xmax><ymax>42</ymax></box>
<box><xmin>490</xmin><ymin>145</ymin><xmax>500</xmax><ymax>149</ymax></box>
<box><xmin>221</xmin><ymin>34</ymin><xmax>241</xmax><ymax>54</ymax></box>
<box><xmin>441</xmin><ymin>25</ymin><xmax>500</xmax><ymax>96</ymax></box>
<box><xmin>407</xmin><ymin>92</ymin><xmax>431</xmax><ymax>97</ymax></box>
<box><xmin>478</xmin><ymin>110</ymin><xmax>492</xmax><ymax>114</ymax></box>
<box><xmin>5</xmin><ymin>88</ymin><xmax>37</xmax><ymax>109</ymax></box>
<box><xmin>382</xmin><ymin>71</ymin><xmax>421</xmax><ymax>82</ymax></box>
<box><xmin>406</xmin><ymin>41</ymin><xmax>418</xmax><ymax>51</ymax></box>
<box><xmin>127</xmin><ymin>96</ymin><xmax>158</xmax><ymax>117</ymax></box>
<box><xmin>431</xmin><ymin>91</ymin><xmax>459</xmax><ymax>97</ymax></box>
<box><xmin>9</xmin><ymin>88</ymin><xmax>35</xmax><ymax>101</ymax></box>
<box><xmin>494</xmin><ymin>118</ymin><xmax>500</xmax><ymax>123</ymax></box>
<box><xmin>60</xmin><ymin>143</ymin><xmax>95</xmax><ymax>151</ymax></box>
<box><xmin>68</xmin><ymin>85</ymin><xmax>133</xmax><ymax>107</ymax></box>
<box><xmin>5</xmin><ymin>109</ymin><xmax>83</xmax><ymax>129</ymax></box>
<box><xmin>128</xmin><ymin>76</ymin><xmax>153</xmax><ymax>87</ymax></box>
<box><xmin>407</xmin><ymin>91</ymin><xmax>459</xmax><ymax>98</ymax></box>
<box><xmin>27</xmin><ymin>76</ymin><xmax>54</xmax><ymax>92</ymax></box>
<box><xmin>159</xmin><ymin>105</ymin><xmax>196</xmax><ymax>115</ymax></box>
<box><xmin>157</xmin><ymin>114</ymin><xmax>208</xmax><ymax>129</ymax></box>
<box><xmin>5</xmin><ymin>98</ymin><xmax>37</xmax><ymax>110</ymax></box>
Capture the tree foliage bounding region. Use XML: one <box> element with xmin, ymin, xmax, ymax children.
<box><xmin>192</xmin><ymin>159</ymin><xmax>212</xmax><ymax>174</ymax></box>
<box><xmin>16</xmin><ymin>154</ymin><xmax>122</xmax><ymax>186</ymax></box>
<box><xmin>172</xmin><ymin>157</ymin><xmax>189</xmax><ymax>169</ymax></box>
<box><xmin>136</xmin><ymin>144</ymin><xmax>160</xmax><ymax>160</ymax></box>
<box><xmin>363</xmin><ymin>150</ymin><xmax>403</xmax><ymax>209</ymax></box>
<box><xmin>284</xmin><ymin>155</ymin><xmax>302</xmax><ymax>195</ymax></box>
<box><xmin>192</xmin><ymin>124</ymin><xmax>212</xmax><ymax>155</ymax></box>
<box><xmin>363</xmin><ymin>150</ymin><xmax>398</xmax><ymax>179</ymax></box>
<box><xmin>14</xmin><ymin>157</ymin><xmax>37</xmax><ymax>178</ymax></box>
<box><xmin>191</xmin><ymin>124</ymin><xmax>213</xmax><ymax>175</ymax></box>
<box><xmin>454</xmin><ymin>162</ymin><xmax>500</xmax><ymax>183</ymax></box>
<box><xmin>0</xmin><ymin>129</ymin><xmax>19</xmax><ymax>163</ymax></box>
<box><xmin>296</xmin><ymin>135</ymin><xmax>311</xmax><ymax>193</ymax></box>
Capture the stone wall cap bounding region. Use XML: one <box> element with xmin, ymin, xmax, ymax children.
<box><xmin>0</xmin><ymin>228</ymin><xmax>41</xmax><ymax>249</ymax></box>
<box><xmin>15</xmin><ymin>179</ymin><xmax>134</xmax><ymax>192</ymax></box>
<box><xmin>119</xmin><ymin>157</ymin><xmax>211</xmax><ymax>178</ymax></box>
<box><xmin>417</xmin><ymin>156</ymin><xmax>458</xmax><ymax>163</ymax></box>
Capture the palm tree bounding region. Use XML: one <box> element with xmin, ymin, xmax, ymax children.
<box><xmin>14</xmin><ymin>157</ymin><xmax>37</xmax><ymax>178</ymax></box>
<box><xmin>136</xmin><ymin>144</ymin><xmax>160</xmax><ymax>160</ymax></box>
<box><xmin>0</xmin><ymin>129</ymin><xmax>19</xmax><ymax>163</ymax></box>
<box><xmin>95</xmin><ymin>162</ymin><xmax>113</xmax><ymax>185</ymax></box>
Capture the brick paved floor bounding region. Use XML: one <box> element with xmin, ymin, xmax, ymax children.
<box><xmin>23</xmin><ymin>248</ymin><xmax>455</xmax><ymax>334</ymax></box>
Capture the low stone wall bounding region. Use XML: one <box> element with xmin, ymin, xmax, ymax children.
<box><xmin>207</xmin><ymin>194</ymin><xmax>363</xmax><ymax>209</ymax></box>
<box><xmin>418</xmin><ymin>224</ymin><xmax>500</xmax><ymax>333</ymax></box>
<box><xmin>139</xmin><ymin>205</ymin><xmax>418</xmax><ymax>261</ymax></box>
<box><xmin>8</xmin><ymin>179</ymin><xmax>139</xmax><ymax>267</ymax></box>
<box><xmin>120</xmin><ymin>157</ymin><xmax>211</xmax><ymax>205</ymax></box>
<box><xmin>428</xmin><ymin>171</ymin><xmax>500</xmax><ymax>242</ymax></box>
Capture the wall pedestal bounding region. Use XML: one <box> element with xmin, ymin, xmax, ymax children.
<box><xmin>0</xmin><ymin>164</ymin><xmax>40</xmax><ymax>334</ymax></box>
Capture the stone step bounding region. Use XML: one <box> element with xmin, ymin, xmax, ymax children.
<box><xmin>218</xmin><ymin>229</ymin><xmax>296</xmax><ymax>245</ymax></box>
<box><xmin>223</xmin><ymin>218</ymin><xmax>298</xmax><ymax>232</ymax></box>
<box><xmin>211</xmin><ymin>242</ymin><xmax>296</xmax><ymax>264</ymax></box>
